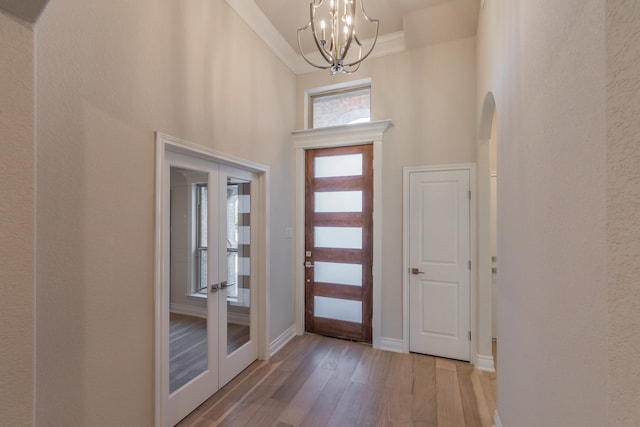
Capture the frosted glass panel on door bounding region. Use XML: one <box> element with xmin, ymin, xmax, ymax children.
<box><xmin>314</xmin><ymin>261</ymin><xmax>362</xmax><ymax>286</ymax></box>
<box><xmin>315</xmin><ymin>154</ymin><xmax>363</xmax><ymax>178</ymax></box>
<box><xmin>314</xmin><ymin>296</ymin><xmax>362</xmax><ymax>323</ymax></box>
<box><xmin>315</xmin><ymin>227</ymin><xmax>362</xmax><ymax>249</ymax></box>
<box><xmin>315</xmin><ymin>191</ymin><xmax>363</xmax><ymax>213</ymax></box>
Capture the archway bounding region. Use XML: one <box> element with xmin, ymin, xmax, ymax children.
<box><xmin>476</xmin><ymin>92</ymin><xmax>498</xmax><ymax>372</ymax></box>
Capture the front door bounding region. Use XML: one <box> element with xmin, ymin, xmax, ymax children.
<box><xmin>408</xmin><ymin>168</ymin><xmax>471</xmax><ymax>361</ymax></box>
<box><xmin>304</xmin><ymin>145</ymin><xmax>373</xmax><ymax>343</ymax></box>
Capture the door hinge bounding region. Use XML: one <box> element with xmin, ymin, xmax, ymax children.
<box><xmin>468</xmin><ymin>260</ymin><xmax>471</xmax><ymax>270</ymax></box>
<box><xmin>468</xmin><ymin>190</ymin><xmax>471</xmax><ymax>200</ymax></box>
<box><xmin>469</xmin><ymin>331</ymin><xmax>472</xmax><ymax>341</ymax></box>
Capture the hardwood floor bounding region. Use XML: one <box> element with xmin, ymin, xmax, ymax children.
<box><xmin>170</xmin><ymin>313</ymin><xmax>208</xmax><ymax>393</ymax></box>
<box><xmin>176</xmin><ymin>333</ymin><xmax>497</xmax><ymax>427</ymax></box>
<box><xmin>170</xmin><ymin>313</ymin><xmax>251</xmax><ymax>393</ymax></box>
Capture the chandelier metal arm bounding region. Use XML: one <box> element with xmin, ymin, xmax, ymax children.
<box><xmin>342</xmin><ymin>0</ymin><xmax>379</xmax><ymax>69</ymax></box>
<box><xmin>297</xmin><ymin>22</ymin><xmax>332</xmax><ymax>69</ymax></box>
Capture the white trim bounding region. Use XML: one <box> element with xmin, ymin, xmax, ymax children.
<box><xmin>227</xmin><ymin>312</ymin><xmax>250</xmax><ymax>326</ymax></box>
<box><xmin>378</xmin><ymin>337</ymin><xmax>405</xmax><ymax>353</ymax></box>
<box><xmin>493</xmin><ymin>410</ymin><xmax>503</xmax><ymax>427</ymax></box>
<box><xmin>224</xmin><ymin>0</ymin><xmax>306</xmax><ymax>74</ymax></box>
<box><xmin>154</xmin><ymin>132</ymin><xmax>270</xmax><ymax>427</ymax></box>
<box><xmin>224</xmin><ymin>0</ymin><xmax>406</xmax><ymax>75</ymax></box>
<box><xmin>475</xmin><ymin>354</ymin><xmax>496</xmax><ymax>372</ymax></box>
<box><xmin>169</xmin><ymin>303</ymin><xmax>207</xmax><ymax>319</ymax></box>
<box><xmin>292</xmin><ymin>120</ymin><xmax>392</xmax><ymax>148</ymax></box>
<box><xmin>292</xmin><ymin>120</ymin><xmax>392</xmax><ymax>349</ymax></box>
<box><xmin>402</xmin><ymin>164</ymin><xmax>477</xmax><ymax>362</ymax></box>
<box><xmin>269</xmin><ymin>325</ymin><xmax>297</xmax><ymax>357</ymax></box>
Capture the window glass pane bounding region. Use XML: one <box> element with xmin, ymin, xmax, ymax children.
<box><xmin>198</xmin><ymin>249</ymin><xmax>207</xmax><ymax>294</ymax></box>
<box><xmin>315</xmin><ymin>191</ymin><xmax>363</xmax><ymax>213</ymax></box>
<box><xmin>312</xmin><ymin>88</ymin><xmax>370</xmax><ymax>128</ymax></box>
<box><xmin>314</xmin><ymin>296</ymin><xmax>362</xmax><ymax>323</ymax></box>
<box><xmin>315</xmin><ymin>154</ymin><xmax>363</xmax><ymax>178</ymax></box>
<box><xmin>315</xmin><ymin>226</ymin><xmax>362</xmax><ymax>249</ymax></box>
<box><xmin>314</xmin><ymin>261</ymin><xmax>362</xmax><ymax>286</ymax></box>
<box><xmin>198</xmin><ymin>185</ymin><xmax>208</xmax><ymax>247</ymax></box>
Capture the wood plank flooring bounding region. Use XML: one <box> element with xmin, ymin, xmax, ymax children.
<box><xmin>176</xmin><ymin>333</ymin><xmax>497</xmax><ymax>427</ymax></box>
<box><xmin>170</xmin><ymin>313</ymin><xmax>251</xmax><ymax>393</ymax></box>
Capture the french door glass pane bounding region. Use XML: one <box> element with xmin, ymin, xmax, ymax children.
<box><xmin>314</xmin><ymin>261</ymin><xmax>362</xmax><ymax>287</ymax></box>
<box><xmin>315</xmin><ymin>191</ymin><xmax>363</xmax><ymax>213</ymax></box>
<box><xmin>226</xmin><ymin>180</ymin><xmax>251</xmax><ymax>355</ymax></box>
<box><xmin>169</xmin><ymin>166</ymin><xmax>208</xmax><ymax>394</ymax></box>
<box><xmin>314</xmin><ymin>154</ymin><xmax>363</xmax><ymax>178</ymax></box>
<box><xmin>314</xmin><ymin>226</ymin><xmax>362</xmax><ymax>249</ymax></box>
<box><xmin>314</xmin><ymin>296</ymin><xmax>362</xmax><ymax>323</ymax></box>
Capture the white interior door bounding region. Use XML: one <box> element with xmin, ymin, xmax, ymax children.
<box><xmin>408</xmin><ymin>168</ymin><xmax>471</xmax><ymax>361</ymax></box>
<box><xmin>162</xmin><ymin>150</ymin><xmax>257</xmax><ymax>427</ymax></box>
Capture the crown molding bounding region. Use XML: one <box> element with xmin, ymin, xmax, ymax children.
<box><xmin>292</xmin><ymin>120</ymin><xmax>393</xmax><ymax>148</ymax></box>
<box><xmin>225</xmin><ymin>0</ymin><xmax>406</xmax><ymax>75</ymax></box>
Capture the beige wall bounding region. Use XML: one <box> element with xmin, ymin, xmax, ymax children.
<box><xmin>34</xmin><ymin>0</ymin><xmax>296</xmax><ymax>425</ymax></box>
<box><xmin>606</xmin><ymin>2</ymin><xmax>640</xmax><ymax>425</ymax></box>
<box><xmin>296</xmin><ymin>36</ymin><xmax>478</xmax><ymax>340</ymax></box>
<box><xmin>477</xmin><ymin>0</ymin><xmax>628</xmax><ymax>425</ymax></box>
<box><xmin>0</xmin><ymin>11</ymin><xmax>35</xmax><ymax>426</ymax></box>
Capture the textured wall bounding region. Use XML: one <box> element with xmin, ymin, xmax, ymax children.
<box><xmin>0</xmin><ymin>12</ymin><xmax>35</xmax><ymax>426</ymax></box>
<box><xmin>296</xmin><ymin>37</ymin><xmax>478</xmax><ymax>341</ymax></box>
<box><xmin>477</xmin><ymin>0</ymin><xmax>609</xmax><ymax>425</ymax></box>
<box><xmin>606</xmin><ymin>2</ymin><xmax>640</xmax><ymax>425</ymax></box>
<box><xmin>34</xmin><ymin>0</ymin><xmax>296</xmax><ymax>424</ymax></box>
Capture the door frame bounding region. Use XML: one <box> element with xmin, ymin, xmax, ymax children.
<box><xmin>292</xmin><ymin>120</ymin><xmax>392</xmax><ymax>350</ymax></box>
<box><xmin>402</xmin><ymin>164</ymin><xmax>477</xmax><ymax>362</ymax></box>
<box><xmin>154</xmin><ymin>132</ymin><xmax>270</xmax><ymax>427</ymax></box>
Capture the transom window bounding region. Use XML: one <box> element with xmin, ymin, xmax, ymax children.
<box><xmin>310</xmin><ymin>85</ymin><xmax>371</xmax><ymax>129</ymax></box>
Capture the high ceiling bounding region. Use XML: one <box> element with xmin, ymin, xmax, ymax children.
<box><xmin>0</xmin><ymin>0</ymin><xmax>480</xmax><ymax>74</ymax></box>
<box><xmin>0</xmin><ymin>0</ymin><xmax>49</xmax><ymax>23</ymax></box>
<box><xmin>228</xmin><ymin>0</ymin><xmax>481</xmax><ymax>73</ymax></box>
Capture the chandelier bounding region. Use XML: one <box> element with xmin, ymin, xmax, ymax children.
<box><xmin>297</xmin><ymin>0</ymin><xmax>379</xmax><ymax>75</ymax></box>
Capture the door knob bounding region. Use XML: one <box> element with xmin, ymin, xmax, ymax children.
<box><xmin>211</xmin><ymin>283</ymin><xmax>220</xmax><ymax>293</ymax></box>
<box><xmin>305</xmin><ymin>261</ymin><xmax>315</xmax><ymax>268</ymax></box>
<box><xmin>410</xmin><ymin>267</ymin><xmax>424</xmax><ymax>275</ymax></box>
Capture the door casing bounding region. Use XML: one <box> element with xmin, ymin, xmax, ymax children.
<box><xmin>154</xmin><ymin>132</ymin><xmax>270</xmax><ymax>427</ymax></box>
<box><xmin>292</xmin><ymin>121</ymin><xmax>392</xmax><ymax>350</ymax></box>
<box><xmin>402</xmin><ymin>164</ymin><xmax>477</xmax><ymax>361</ymax></box>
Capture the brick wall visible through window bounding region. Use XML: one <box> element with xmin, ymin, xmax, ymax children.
<box><xmin>311</xmin><ymin>86</ymin><xmax>371</xmax><ymax>128</ymax></box>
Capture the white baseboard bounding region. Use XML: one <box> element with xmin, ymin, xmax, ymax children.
<box><xmin>377</xmin><ymin>337</ymin><xmax>405</xmax><ymax>353</ymax></box>
<box><xmin>493</xmin><ymin>410</ymin><xmax>502</xmax><ymax>427</ymax></box>
<box><xmin>269</xmin><ymin>324</ymin><xmax>297</xmax><ymax>357</ymax></box>
<box><xmin>228</xmin><ymin>312</ymin><xmax>250</xmax><ymax>326</ymax></box>
<box><xmin>170</xmin><ymin>303</ymin><xmax>207</xmax><ymax>318</ymax></box>
<box><xmin>475</xmin><ymin>353</ymin><xmax>496</xmax><ymax>372</ymax></box>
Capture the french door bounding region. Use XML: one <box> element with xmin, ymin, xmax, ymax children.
<box><xmin>304</xmin><ymin>145</ymin><xmax>373</xmax><ymax>343</ymax></box>
<box><xmin>161</xmin><ymin>149</ymin><xmax>258</xmax><ymax>426</ymax></box>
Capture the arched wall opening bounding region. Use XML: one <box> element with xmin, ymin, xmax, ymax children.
<box><xmin>475</xmin><ymin>92</ymin><xmax>497</xmax><ymax>372</ymax></box>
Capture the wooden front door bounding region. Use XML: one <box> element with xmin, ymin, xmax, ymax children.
<box><xmin>304</xmin><ymin>144</ymin><xmax>373</xmax><ymax>343</ymax></box>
